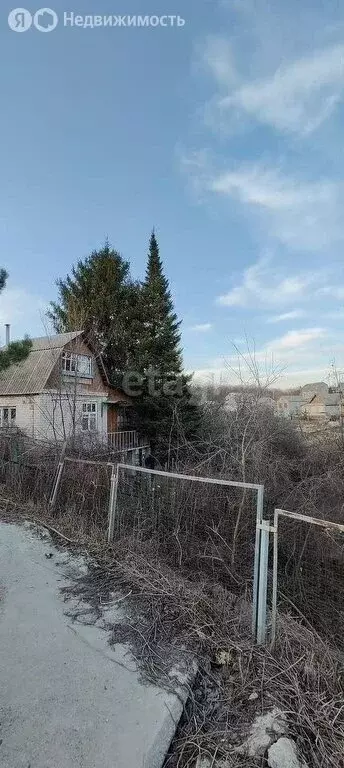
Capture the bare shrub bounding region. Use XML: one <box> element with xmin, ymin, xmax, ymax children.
<box><xmin>0</xmin><ymin>430</ymin><xmax>59</xmax><ymax>502</ymax></box>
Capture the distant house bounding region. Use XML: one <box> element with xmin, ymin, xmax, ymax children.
<box><xmin>276</xmin><ymin>381</ymin><xmax>344</xmax><ymax>422</ymax></box>
<box><xmin>277</xmin><ymin>382</ymin><xmax>331</xmax><ymax>419</ymax></box>
<box><xmin>276</xmin><ymin>395</ymin><xmax>302</xmax><ymax>418</ymax></box>
<box><xmin>0</xmin><ymin>331</ymin><xmax>139</xmax><ymax>451</ymax></box>
<box><xmin>303</xmin><ymin>392</ymin><xmax>343</xmax><ymax>421</ymax></box>
<box><xmin>300</xmin><ymin>382</ymin><xmax>328</xmax><ymax>401</ymax></box>
<box><xmin>224</xmin><ymin>391</ymin><xmax>276</xmax><ymax>413</ymax></box>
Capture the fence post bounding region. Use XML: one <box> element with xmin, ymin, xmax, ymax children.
<box><xmin>252</xmin><ymin>484</ymin><xmax>264</xmax><ymax>638</ymax></box>
<box><xmin>107</xmin><ymin>463</ymin><xmax>119</xmax><ymax>543</ymax></box>
<box><xmin>256</xmin><ymin>519</ymin><xmax>270</xmax><ymax>645</ymax></box>
<box><xmin>271</xmin><ymin>509</ymin><xmax>279</xmax><ymax>646</ymax></box>
<box><xmin>49</xmin><ymin>441</ymin><xmax>67</xmax><ymax>508</ymax></box>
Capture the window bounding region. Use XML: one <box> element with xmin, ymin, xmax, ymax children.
<box><xmin>81</xmin><ymin>402</ymin><xmax>97</xmax><ymax>432</ymax></box>
<box><xmin>0</xmin><ymin>407</ymin><xmax>16</xmax><ymax>427</ymax></box>
<box><xmin>62</xmin><ymin>352</ymin><xmax>92</xmax><ymax>377</ymax></box>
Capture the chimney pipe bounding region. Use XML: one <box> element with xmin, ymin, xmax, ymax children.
<box><xmin>5</xmin><ymin>324</ymin><xmax>10</xmax><ymax>346</ymax></box>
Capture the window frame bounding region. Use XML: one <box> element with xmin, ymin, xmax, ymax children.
<box><xmin>0</xmin><ymin>406</ymin><xmax>16</xmax><ymax>427</ymax></box>
<box><xmin>81</xmin><ymin>402</ymin><xmax>97</xmax><ymax>432</ymax></box>
<box><xmin>62</xmin><ymin>351</ymin><xmax>93</xmax><ymax>378</ymax></box>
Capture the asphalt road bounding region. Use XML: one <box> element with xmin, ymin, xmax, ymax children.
<box><xmin>0</xmin><ymin>522</ymin><xmax>183</xmax><ymax>768</ymax></box>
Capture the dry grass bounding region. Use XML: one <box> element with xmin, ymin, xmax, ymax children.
<box><xmin>3</xmin><ymin>493</ymin><xmax>341</xmax><ymax>768</ymax></box>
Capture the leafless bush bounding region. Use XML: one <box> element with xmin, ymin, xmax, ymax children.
<box><xmin>0</xmin><ymin>431</ymin><xmax>120</xmax><ymax>521</ymax></box>
<box><xmin>0</xmin><ymin>430</ymin><xmax>60</xmax><ymax>501</ymax></box>
<box><xmin>53</xmin><ymin>457</ymin><xmax>112</xmax><ymax>530</ymax></box>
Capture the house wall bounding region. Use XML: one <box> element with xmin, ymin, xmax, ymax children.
<box><xmin>306</xmin><ymin>403</ymin><xmax>325</xmax><ymax>417</ymax></box>
<box><xmin>277</xmin><ymin>397</ymin><xmax>301</xmax><ymax>417</ymax></box>
<box><xmin>38</xmin><ymin>339</ymin><xmax>109</xmax><ymax>441</ymax></box>
<box><xmin>36</xmin><ymin>391</ymin><xmax>108</xmax><ymax>441</ymax></box>
<box><xmin>46</xmin><ymin>338</ymin><xmax>106</xmax><ymax>395</ymax></box>
<box><xmin>0</xmin><ymin>391</ymin><xmax>119</xmax><ymax>443</ymax></box>
<box><xmin>0</xmin><ymin>394</ymin><xmax>36</xmax><ymax>436</ymax></box>
<box><xmin>304</xmin><ymin>399</ymin><xmax>340</xmax><ymax>419</ymax></box>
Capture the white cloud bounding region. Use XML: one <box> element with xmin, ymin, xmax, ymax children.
<box><xmin>267</xmin><ymin>327</ymin><xmax>326</xmax><ymax>352</ymax></box>
<box><xmin>191</xmin><ymin>360</ymin><xmax>330</xmax><ymax>390</ymax></box>
<box><xmin>225</xmin><ymin>45</ymin><xmax>344</xmax><ymax>135</ymax></box>
<box><xmin>216</xmin><ymin>257</ymin><xmax>317</xmax><ymax>308</ymax></box>
<box><xmin>200</xmin><ymin>37</ymin><xmax>237</xmax><ymax>87</ymax></box>
<box><xmin>208</xmin><ymin>164</ymin><xmax>342</xmax><ymax>251</ymax></box>
<box><xmin>319</xmin><ymin>285</ymin><xmax>344</xmax><ymax>300</ymax></box>
<box><xmin>267</xmin><ymin>309</ymin><xmax>306</xmax><ymax>323</ymax></box>
<box><xmin>210</xmin><ymin>166</ymin><xmax>332</xmax><ymax>210</ymax></box>
<box><xmin>188</xmin><ymin>323</ymin><xmax>213</xmax><ymax>332</ymax></box>
<box><xmin>205</xmin><ymin>40</ymin><xmax>344</xmax><ymax>136</ymax></box>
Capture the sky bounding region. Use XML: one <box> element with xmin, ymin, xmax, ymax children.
<box><xmin>1</xmin><ymin>0</ymin><xmax>344</xmax><ymax>389</ymax></box>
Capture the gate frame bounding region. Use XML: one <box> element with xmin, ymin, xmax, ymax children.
<box><xmin>271</xmin><ymin>508</ymin><xmax>344</xmax><ymax>645</ymax></box>
<box><xmin>107</xmin><ymin>463</ymin><xmax>267</xmax><ymax>644</ymax></box>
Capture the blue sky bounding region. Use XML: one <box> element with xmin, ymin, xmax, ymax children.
<box><xmin>1</xmin><ymin>0</ymin><xmax>344</xmax><ymax>388</ymax></box>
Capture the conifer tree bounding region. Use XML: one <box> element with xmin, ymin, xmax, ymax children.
<box><xmin>0</xmin><ymin>270</ymin><xmax>31</xmax><ymax>371</ymax></box>
<box><xmin>135</xmin><ymin>232</ymin><xmax>199</xmax><ymax>452</ymax></box>
<box><xmin>139</xmin><ymin>230</ymin><xmax>182</xmax><ymax>374</ymax></box>
<box><xmin>48</xmin><ymin>242</ymin><xmax>141</xmax><ymax>384</ymax></box>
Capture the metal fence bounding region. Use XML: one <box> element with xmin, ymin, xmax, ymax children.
<box><xmin>0</xmin><ymin>432</ymin><xmax>60</xmax><ymax>502</ymax></box>
<box><xmin>50</xmin><ymin>455</ymin><xmax>114</xmax><ymax>529</ymax></box>
<box><xmin>271</xmin><ymin>508</ymin><xmax>344</xmax><ymax>648</ymax></box>
<box><xmin>107</xmin><ymin>463</ymin><xmax>267</xmax><ymax>643</ymax></box>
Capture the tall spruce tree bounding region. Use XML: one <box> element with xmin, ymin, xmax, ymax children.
<box><xmin>139</xmin><ymin>230</ymin><xmax>182</xmax><ymax>374</ymax></box>
<box><xmin>135</xmin><ymin>232</ymin><xmax>199</xmax><ymax>452</ymax></box>
<box><xmin>48</xmin><ymin>242</ymin><xmax>141</xmax><ymax>384</ymax></box>
<box><xmin>0</xmin><ymin>269</ymin><xmax>31</xmax><ymax>371</ymax></box>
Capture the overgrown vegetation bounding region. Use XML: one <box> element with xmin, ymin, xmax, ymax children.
<box><xmin>1</xmin><ymin>395</ymin><xmax>344</xmax><ymax>767</ymax></box>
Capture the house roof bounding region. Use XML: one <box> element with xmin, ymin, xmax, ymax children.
<box><xmin>301</xmin><ymin>382</ymin><xmax>328</xmax><ymax>394</ymax></box>
<box><xmin>0</xmin><ymin>331</ymin><xmax>84</xmax><ymax>396</ymax></box>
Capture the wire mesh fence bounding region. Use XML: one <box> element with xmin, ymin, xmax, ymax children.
<box><xmin>0</xmin><ymin>431</ymin><xmax>145</xmax><ymax>514</ymax></box>
<box><xmin>272</xmin><ymin>509</ymin><xmax>344</xmax><ymax>649</ymax></box>
<box><xmin>110</xmin><ymin>465</ymin><xmax>262</xmax><ymax>594</ymax></box>
<box><xmin>0</xmin><ymin>431</ymin><xmax>60</xmax><ymax>502</ymax></box>
<box><xmin>53</xmin><ymin>457</ymin><xmax>113</xmax><ymax>530</ymax></box>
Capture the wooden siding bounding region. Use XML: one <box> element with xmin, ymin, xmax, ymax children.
<box><xmin>45</xmin><ymin>338</ymin><xmax>107</xmax><ymax>395</ymax></box>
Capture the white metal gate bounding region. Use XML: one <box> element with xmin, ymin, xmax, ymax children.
<box><xmin>107</xmin><ymin>463</ymin><xmax>267</xmax><ymax>644</ymax></box>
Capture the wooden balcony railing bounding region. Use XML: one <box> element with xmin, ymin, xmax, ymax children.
<box><xmin>107</xmin><ymin>430</ymin><xmax>139</xmax><ymax>452</ymax></box>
